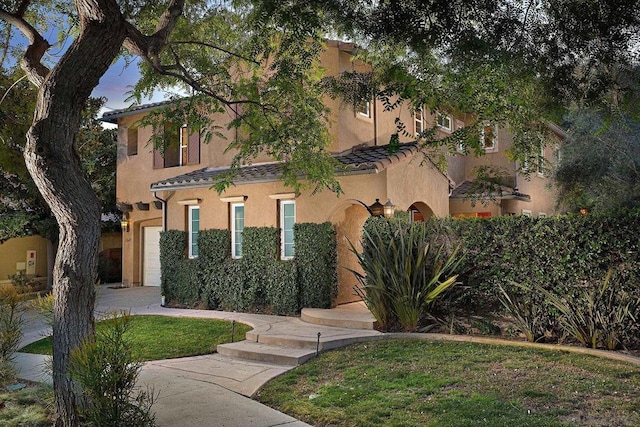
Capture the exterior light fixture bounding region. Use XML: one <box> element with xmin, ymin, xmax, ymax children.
<box><xmin>383</xmin><ymin>199</ymin><xmax>395</xmax><ymax>218</ymax></box>
<box><xmin>120</xmin><ymin>218</ymin><xmax>130</xmax><ymax>233</ymax></box>
<box><xmin>579</xmin><ymin>208</ymin><xmax>589</xmax><ymax>216</ymax></box>
<box><xmin>368</xmin><ymin>199</ymin><xmax>384</xmax><ymax>217</ymax></box>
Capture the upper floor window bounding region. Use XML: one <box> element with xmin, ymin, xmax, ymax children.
<box><xmin>280</xmin><ymin>200</ymin><xmax>295</xmax><ymax>260</ymax></box>
<box><xmin>414</xmin><ymin>108</ymin><xmax>424</xmax><ymax>136</ymax></box>
<box><xmin>437</xmin><ymin>114</ymin><xmax>452</xmax><ymax>132</ymax></box>
<box><xmin>188</xmin><ymin>206</ymin><xmax>200</xmax><ymax>258</ymax></box>
<box><xmin>231</xmin><ymin>203</ymin><xmax>244</xmax><ymax>259</ymax></box>
<box><xmin>356</xmin><ymin>99</ymin><xmax>372</xmax><ymax>119</ymax></box>
<box><xmin>153</xmin><ymin>124</ymin><xmax>200</xmax><ymax>169</ymax></box>
<box><xmin>537</xmin><ymin>144</ymin><xmax>545</xmax><ymax>176</ymax></box>
<box><xmin>127</xmin><ymin>127</ymin><xmax>138</xmax><ymax>156</ymax></box>
<box><xmin>480</xmin><ymin>124</ymin><xmax>497</xmax><ymax>150</ymax></box>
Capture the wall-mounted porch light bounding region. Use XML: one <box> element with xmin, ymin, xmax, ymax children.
<box><xmin>383</xmin><ymin>199</ymin><xmax>395</xmax><ymax>218</ymax></box>
<box><xmin>368</xmin><ymin>199</ymin><xmax>384</xmax><ymax>217</ymax></box>
<box><xmin>350</xmin><ymin>198</ymin><xmax>397</xmax><ymax>218</ymax></box>
<box><xmin>120</xmin><ymin>217</ymin><xmax>130</xmax><ymax>233</ymax></box>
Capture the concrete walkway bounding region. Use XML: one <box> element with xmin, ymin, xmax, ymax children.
<box><xmin>13</xmin><ymin>285</ymin><xmax>382</xmax><ymax>427</ymax></box>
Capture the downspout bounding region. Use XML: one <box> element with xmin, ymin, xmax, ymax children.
<box><xmin>373</xmin><ymin>93</ymin><xmax>378</xmax><ymax>146</ymax></box>
<box><xmin>153</xmin><ymin>191</ymin><xmax>168</xmax><ymax>231</ymax></box>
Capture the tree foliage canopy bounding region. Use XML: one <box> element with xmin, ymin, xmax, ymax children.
<box><xmin>554</xmin><ymin>109</ymin><xmax>640</xmax><ymax>212</ymax></box>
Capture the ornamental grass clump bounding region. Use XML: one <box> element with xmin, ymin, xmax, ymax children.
<box><xmin>350</xmin><ymin>221</ymin><xmax>462</xmax><ymax>332</ymax></box>
<box><xmin>498</xmin><ymin>283</ymin><xmax>548</xmax><ymax>343</ymax></box>
<box><xmin>531</xmin><ymin>269</ymin><xmax>639</xmax><ymax>350</ymax></box>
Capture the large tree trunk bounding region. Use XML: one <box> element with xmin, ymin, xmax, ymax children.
<box><xmin>22</xmin><ymin>2</ymin><xmax>127</xmax><ymax>425</ymax></box>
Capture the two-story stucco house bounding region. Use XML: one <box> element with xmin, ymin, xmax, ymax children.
<box><xmin>102</xmin><ymin>40</ymin><xmax>562</xmax><ymax>306</ymax></box>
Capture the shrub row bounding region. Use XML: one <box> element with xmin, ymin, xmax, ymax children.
<box><xmin>364</xmin><ymin>210</ymin><xmax>640</xmax><ymax>346</ymax></box>
<box><xmin>160</xmin><ymin>223</ymin><xmax>336</xmax><ymax>315</ymax></box>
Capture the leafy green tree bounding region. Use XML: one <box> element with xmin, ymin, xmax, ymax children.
<box><xmin>0</xmin><ymin>73</ymin><xmax>117</xmax><ymax>242</ymax></box>
<box><xmin>1</xmin><ymin>1</ymin><xmax>639</xmax><ymax>425</ymax></box>
<box><xmin>0</xmin><ymin>1</ymin><xmax>334</xmax><ymax>425</ymax></box>
<box><xmin>554</xmin><ymin>108</ymin><xmax>640</xmax><ymax>212</ymax></box>
<box><xmin>318</xmin><ymin>0</ymin><xmax>640</xmax><ymax>160</ymax></box>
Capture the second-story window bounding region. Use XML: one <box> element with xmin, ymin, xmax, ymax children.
<box><xmin>127</xmin><ymin>127</ymin><xmax>138</xmax><ymax>156</ymax></box>
<box><xmin>414</xmin><ymin>108</ymin><xmax>424</xmax><ymax>136</ymax></box>
<box><xmin>480</xmin><ymin>124</ymin><xmax>497</xmax><ymax>150</ymax></box>
<box><xmin>537</xmin><ymin>144</ymin><xmax>545</xmax><ymax>176</ymax></box>
<box><xmin>356</xmin><ymin>99</ymin><xmax>372</xmax><ymax>119</ymax></box>
<box><xmin>437</xmin><ymin>114</ymin><xmax>452</xmax><ymax>132</ymax></box>
<box><xmin>153</xmin><ymin>124</ymin><xmax>200</xmax><ymax>169</ymax></box>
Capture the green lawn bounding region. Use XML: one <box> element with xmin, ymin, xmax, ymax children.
<box><xmin>0</xmin><ymin>381</ymin><xmax>52</xmax><ymax>426</ymax></box>
<box><xmin>19</xmin><ymin>315</ymin><xmax>251</xmax><ymax>361</ymax></box>
<box><xmin>256</xmin><ymin>339</ymin><xmax>640</xmax><ymax>427</ymax></box>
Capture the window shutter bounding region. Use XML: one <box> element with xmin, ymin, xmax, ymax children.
<box><xmin>187</xmin><ymin>129</ymin><xmax>200</xmax><ymax>165</ymax></box>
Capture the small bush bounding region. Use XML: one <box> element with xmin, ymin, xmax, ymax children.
<box><xmin>69</xmin><ymin>312</ymin><xmax>155</xmax><ymax>427</ymax></box>
<box><xmin>0</xmin><ymin>286</ymin><xmax>24</xmax><ymax>373</ymax></box>
<box><xmin>498</xmin><ymin>283</ymin><xmax>550</xmax><ymax>343</ymax></box>
<box><xmin>351</xmin><ymin>221</ymin><xmax>463</xmax><ymax>332</ymax></box>
<box><xmin>536</xmin><ymin>269</ymin><xmax>640</xmax><ymax>350</ymax></box>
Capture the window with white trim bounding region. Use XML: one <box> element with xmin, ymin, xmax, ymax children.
<box><xmin>414</xmin><ymin>108</ymin><xmax>424</xmax><ymax>136</ymax></box>
<box><xmin>538</xmin><ymin>212</ymin><xmax>547</xmax><ymax>218</ymax></box>
<box><xmin>537</xmin><ymin>144</ymin><xmax>545</xmax><ymax>176</ymax></box>
<box><xmin>437</xmin><ymin>113</ymin><xmax>452</xmax><ymax>132</ymax></box>
<box><xmin>231</xmin><ymin>203</ymin><xmax>244</xmax><ymax>259</ymax></box>
<box><xmin>188</xmin><ymin>206</ymin><xmax>200</xmax><ymax>258</ymax></box>
<box><xmin>521</xmin><ymin>209</ymin><xmax>532</xmax><ymax>218</ymax></box>
<box><xmin>480</xmin><ymin>124</ymin><xmax>497</xmax><ymax>150</ymax></box>
<box><xmin>153</xmin><ymin>124</ymin><xmax>200</xmax><ymax>169</ymax></box>
<box><xmin>280</xmin><ymin>200</ymin><xmax>295</xmax><ymax>259</ymax></box>
<box><xmin>356</xmin><ymin>99</ymin><xmax>372</xmax><ymax>119</ymax></box>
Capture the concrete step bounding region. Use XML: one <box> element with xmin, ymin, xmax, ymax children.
<box><xmin>301</xmin><ymin>304</ymin><xmax>377</xmax><ymax>330</ymax></box>
<box><xmin>217</xmin><ymin>341</ymin><xmax>317</xmax><ymax>366</ymax></box>
<box><xmin>247</xmin><ymin>327</ymin><xmax>384</xmax><ymax>351</ymax></box>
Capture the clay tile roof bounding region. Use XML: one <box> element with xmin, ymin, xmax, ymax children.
<box><xmin>100</xmin><ymin>99</ymin><xmax>178</xmax><ymax>124</ymax></box>
<box><xmin>150</xmin><ymin>142</ymin><xmax>421</xmax><ymax>191</ymax></box>
<box><xmin>450</xmin><ymin>180</ymin><xmax>531</xmax><ymax>201</ymax></box>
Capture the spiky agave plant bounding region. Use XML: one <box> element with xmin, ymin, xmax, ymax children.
<box><xmin>349</xmin><ymin>221</ymin><xmax>462</xmax><ymax>331</ymax></box>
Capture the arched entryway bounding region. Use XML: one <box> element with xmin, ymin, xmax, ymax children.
<box><xmin>408</xmin><ymin>202</ymin><xmax>434</xmax><ymax>221</ymax></box>
<box><xmin>331</xmin><ymin>202</ymin><xmax>370</xmax><ymax>306</ymax></box>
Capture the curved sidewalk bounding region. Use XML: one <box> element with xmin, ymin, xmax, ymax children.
<box><xmin>13</xmin><ymin>285</ymin><xmax>382</xmax><ymax>427</ymax></box>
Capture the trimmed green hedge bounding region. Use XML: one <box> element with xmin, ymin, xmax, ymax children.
<box><xmin>160</xmin><ymin>223</ymin><xmax>337</xmax><ymax>315</ymax></box>
<box><xmin>364</xmin><ymin>210</ymin><xmax>640</xmax><ymax>340</ymax></box>
<box><xmin>295</xmin><ymin>222</ymin><xmax>337</xmax><ymax>308</ymax></box>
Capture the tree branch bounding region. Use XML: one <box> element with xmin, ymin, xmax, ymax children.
<box><xmin>0</xmin><ymin>7</ymin><xmax>51</xmax><ymax>87</ymax></box>
<box><xmin>168</xmin><ymin>40</ymin><xmax>260</xmax><ymax>65</ymax></box>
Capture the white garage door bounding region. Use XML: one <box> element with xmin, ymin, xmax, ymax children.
<box><xmin>143</xmin><ymin>226</ymin><xmax>162</xmax><ymax>286</ymax></box>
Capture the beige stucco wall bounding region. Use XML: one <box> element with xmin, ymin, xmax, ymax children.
<box><xmin>0</xmin><ymin>236</ymin><xmax>50</xmax><ymax>284</ymax></box>
<box><xmin>116</xmin><ymin>109</ymin><xmax>247</xmax><ymax>208</ymax></box>
<box><xmin>449</xmin><ymin>200</ymin><xmax>504</xmax><ymax>217</ymax></box>
<box><xmin>114</xmin><ymin>40</ymin><xmax>562</xmax><ymax>292</ymax></box>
